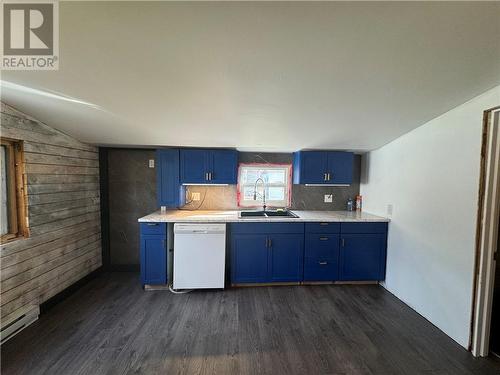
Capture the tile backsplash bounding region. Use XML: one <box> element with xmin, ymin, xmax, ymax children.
<box><xmin>183</xmin><ymin>152</ymin><xmax>361</xmax><ymax>211</ymax></box>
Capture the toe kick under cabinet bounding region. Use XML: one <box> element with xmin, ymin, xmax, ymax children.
<box><xmin>230</xmin><ymin>222</ymin><xmax>388</xmax><ymax>285</ymax></box>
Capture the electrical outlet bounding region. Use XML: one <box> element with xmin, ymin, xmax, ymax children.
<box><xmin>324</xmin><ymin>194</ymin><xmax>333</xmax><ymax>203</ymax></box>
<box><xmin>148</xmin><ymin>159</ymin><xmax>155</xmax><ymax>168</ymax></box>
<box><xmin>191</xmin><ymin>192</ymin><xmax>201</xmax><ymax>201</ymax></box>
<box><xmin>387</xmin><ymin>204</ymin><xmax>393</xmax><ymax>217</ymax></box>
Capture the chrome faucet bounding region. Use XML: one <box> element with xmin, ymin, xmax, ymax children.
<box><xmin>253</xmin><ymin>177</ymin><xmax>267</xmax><ymax>211</ymax></box>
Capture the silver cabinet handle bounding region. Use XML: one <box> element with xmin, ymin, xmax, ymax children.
<box><xmin>146</xmin><ymin>223</ymin><xmax>158</xmax><ymax>226</ymax></box>
<box><xmin>319</xmin><ymin>261</ymin><xmax>328</xmax><ymax>265</ymax></box>
<box><xmin>323</xmin><ymin>173</ymin><xmax>327</xmax><ymax>181</ymax></box>
<box><xmin>319</xmin><ymin>237</ymin><xmax>329</xmax><ymax>241</ymax></box>
<box><xmin>320</xmin><ymin>222</ymin><xmax>328</xmax><ymax>226</ymax></box>
<box><xmin>268</xmin><ymin>238</ymin><xmax>272</xmax><ymax>248</ymax></box>
<box><xmin>265</xmin><ymin>238</ymin><xmax>269</xmax><ymax>248</ymax></box>
<box><xmin>341</xmin><ymin>238</ymin><xmax>345</xmax><ymax>247</ymax></box>
<box><xmin>327</xmin><ymin>173</ymin><xmax>331</xmax><ymax>181</ymax></box>
<box><xmin>205</xmin><ymin>172</ymin><xmax>209</xmax><ymax>181</ymax></box>
<box><xmin>209</xmin><ymin>172</ymin><xmax>212</xmax><ymax>180</ymax></box>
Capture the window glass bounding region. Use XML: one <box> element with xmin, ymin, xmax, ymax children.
<box><xmin>237</xmin><ymin>164</ymin><xmax>292</xmax><ymax>208</ymax></box>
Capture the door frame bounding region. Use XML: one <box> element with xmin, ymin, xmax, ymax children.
<box><xmin>471</xmin><ymin>106</ymin><xmax>500</xmax><ymax>357</ymax></box>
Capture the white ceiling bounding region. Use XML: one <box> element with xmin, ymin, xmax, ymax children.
<box><xmin>1</xmin><ymin>1</ymin><xmax>499</xmax><ymax>152</ymax></box>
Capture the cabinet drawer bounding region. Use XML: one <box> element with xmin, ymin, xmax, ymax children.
<box><xmin>305</xmin><ymin>222</ymin><xmax>340</xmax><ymax>234</ymax></box>
<box><xmin>303</xmin><ymin>257</ymin><xmax>338</xmax><ymax>281</ymax></box>
<box><xmin>140</xmin><ymin>222</ymin><xmax>167</xmax><ymax>235</ymax></box>
<box><xmin>305</xmin><ymin>234</ymin><xmax>339</xmax><ymax>259</ymax></box>
<box><xmin>231</xmin><ymin>222</ymin><xmax>304</xmax><ymax>234</ymax></box>
<box><xmin>341</xmin><ymin>222</ymin><xmax>387</xmax><ymax>234</ymax></box>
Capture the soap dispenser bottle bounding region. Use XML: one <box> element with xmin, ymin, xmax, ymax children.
<box><xmin>347</xmin><ymin>198</ymin><xmax>354</xmax><ymax>212</ymax></box>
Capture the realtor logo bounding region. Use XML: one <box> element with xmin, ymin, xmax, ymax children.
<box><xmin>1</xmin><ymin>0</ymin><xmax>59</xmax><ymax>70</ymax></box>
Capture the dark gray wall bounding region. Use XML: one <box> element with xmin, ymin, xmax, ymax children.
<box><xmin>108</xmin><ymin>149</ymin><xmax>156</xmax><ymax>267</ymax></box>
<box><xmin>107</xmin><ymin>150</ymin><xmax>360</xmax><ymax>266</ymax></box>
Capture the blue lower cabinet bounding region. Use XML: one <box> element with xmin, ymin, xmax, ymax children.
<box><xmin>140</xmin><ymin>224</ymin><xmax>167</xmax><ymax>286</ymax></box>
<box><xmin>304</xmin><ymin>258</ymin><xmax>338</xmax><ymax>281</ymax></box>
<box><xmin>305</xmin><ymin>233</ymin><xmax>340</xmax><ymax>259</ymax></box>
<box><xmin>231</xmin><ymin>222</ymin><xmax>389</xmax><ymax>285</ymax></box>
<box><xmin>269</xmin><ymin>234</ymin><xmax>304</xmax><ymax>282</ymax></box>
<box><xmin>231</xmin><ymin>233</ymin><xmax>304</xmax><ymax>283</ymax></box>
<box><xmin>304</xmin><ymin>233</ymin><xmax>340</xmax><ymax>281</ymax></box>
<box><xmin>339</xmin><ymin>233</ymin><xmax>386</xmax><ymax>281</ymax></box>
<box><xmin>231</xmin><ymin>234</ymin><xmax>269</xmax><ymax>283</ymax></box>
<box><xmin>230</xmin><ymin>223</ymin><xmax>305</xmax><ymax>284</ymax></box>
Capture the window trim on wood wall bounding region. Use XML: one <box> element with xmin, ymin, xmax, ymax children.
<box><xmin>1</xmin><ymin>137</ymin><xmax>29</xmax><ymax>244</ymax></box>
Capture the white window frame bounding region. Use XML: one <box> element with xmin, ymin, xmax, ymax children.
<box><xmin>237</xmin><ymin>163</ymin><xmax>292</xmax><ymax>208</ymax></box>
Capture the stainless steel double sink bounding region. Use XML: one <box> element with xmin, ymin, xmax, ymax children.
<box><xmin>239</xmin><ymin>210</ymin><xmax>299</xmax><ymax>219</ymax></box>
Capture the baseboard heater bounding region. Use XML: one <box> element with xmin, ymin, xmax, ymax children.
<box><xmin>1</xmin><ymin>306</ymin><xmax>39</xmax><ymax>345</ymax></box>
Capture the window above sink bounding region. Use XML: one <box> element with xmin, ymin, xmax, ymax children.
<box><xmin>237</xmin><ymin>163</ymin><xmax>292</xmax><ymax>208</ymax></box>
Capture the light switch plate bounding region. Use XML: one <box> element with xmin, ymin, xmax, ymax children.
<box><xmin>149</xmin><ymin>159</ymin><xmax>155</xmax><ymax>168</ymax></box>
<box><xmin>191</xmin><ymin>192</ymin><xmax>201</xmax><ymax>201</ymax></box>
<box><xmin>324</xmin><ymin>194</ymin><xmax>333</xmax><ymax>203</ymax></box>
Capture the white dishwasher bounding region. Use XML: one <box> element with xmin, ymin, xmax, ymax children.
<box><xmin>173</xmin><ymin>223</ymin><xmax>226</xmax><ymax>290</ymax></box>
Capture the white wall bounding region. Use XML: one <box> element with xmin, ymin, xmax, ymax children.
<box><xmin>360</xmin><ymin>86</ymin><xmax>500</xmax><ymax>348</ymax></box>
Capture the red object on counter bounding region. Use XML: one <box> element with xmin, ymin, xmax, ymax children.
<box><xmin>356</xmin><ymin>195</ymin><xmax>362</xmax><ymax>211</ymax></box>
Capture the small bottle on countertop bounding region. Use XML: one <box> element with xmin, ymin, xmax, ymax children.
<box><xmin>347</xmin><ymin>198</ymin><xmax>354</xmax><ymax>212</ymax></box>
<box><xmin>355</xmin><ymin>195</ymin><xmax>362</xmax><ymax>211</ymax></box>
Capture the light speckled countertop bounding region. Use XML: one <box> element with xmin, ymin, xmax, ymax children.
<box><xmin>138</xmin><ymin>210</ymin><xmax>389</xmax><ymax>223</ymax></box>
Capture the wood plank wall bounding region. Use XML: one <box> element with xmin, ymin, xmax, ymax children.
<box><xmin>0</xmin><ymin>102</ymin><xmax>102</xmax><ymax>327</ymax></box>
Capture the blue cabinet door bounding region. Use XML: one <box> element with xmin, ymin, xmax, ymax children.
<box><xmin>293</xmin><ymin>151</ymin><xmax>327</xmax><ymax>184</ymax></box>
<box><xmin>157</xmin><ymin>149</ymin><xmax>185</xmax><ymax>207</ymax></box>
<box><xmin>339</xmin><ymin>233</ymin><xmax>386</xmax><ymax>281</ymax></box>
<box><xmin>268</xmin><ymin>234</ymin><xmax>304</xmax><ymax>282</ymax></box>
<box><xmin>140</xmin><ymin>235</ymin><xmax>167</xmax><ymax>285</ymax></box>
<box><xmin>209</xmin><ymin>149</ymin><xmax>238</xmax><ymax>184</ymax></box>
<box><xmin>180</xmin><ymin>149</ymin><xmax>209</xmax><ymax>184</ymax></box>
<box><xmin>327</xmin><ymin>151</ymin><xmax>354</xmax><ymax>185</ymax></box>
<box><xmin>231</xmin><ymin>234</ymin><xmax>269</xmax><ymax>283</ymax></box>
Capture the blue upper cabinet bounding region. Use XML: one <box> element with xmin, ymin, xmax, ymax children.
<box><xmin>210</xmin><ymin>149</ymin><xmax>238</xmax><ymax>184</ymax></box>
<box><xmin>293</xmin><ymin>150</ymin><xmax>354</xmax><ymax>185</ymax></box>
<box><xmin>180</xmin><ymin>149</ymin><xmax>208</xmax><ymax>184</ymax></box>
<box><xmin>327</xmin><ymin>151</ymin><xmax>354</xmax><ymax>185</ymax></box>
<box><xmin>180</xmin><ymin>149</ymin><xmax>238</xmax><ymax>184</ymax></box>
<box><xmin>156</xmin><ymin>149</ymin><xmax>185</xmax><ymax>207</ymax></box>
<box><xmin>294</xmin><ymin>151</ymin><xmax>327</xmax><ymax>184</ymax></box>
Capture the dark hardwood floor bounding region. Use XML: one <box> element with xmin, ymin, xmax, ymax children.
<box><xmin>2</xmin><ymin>272</ymin><xmax>499</xmax><ymax>375</ymax></box>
